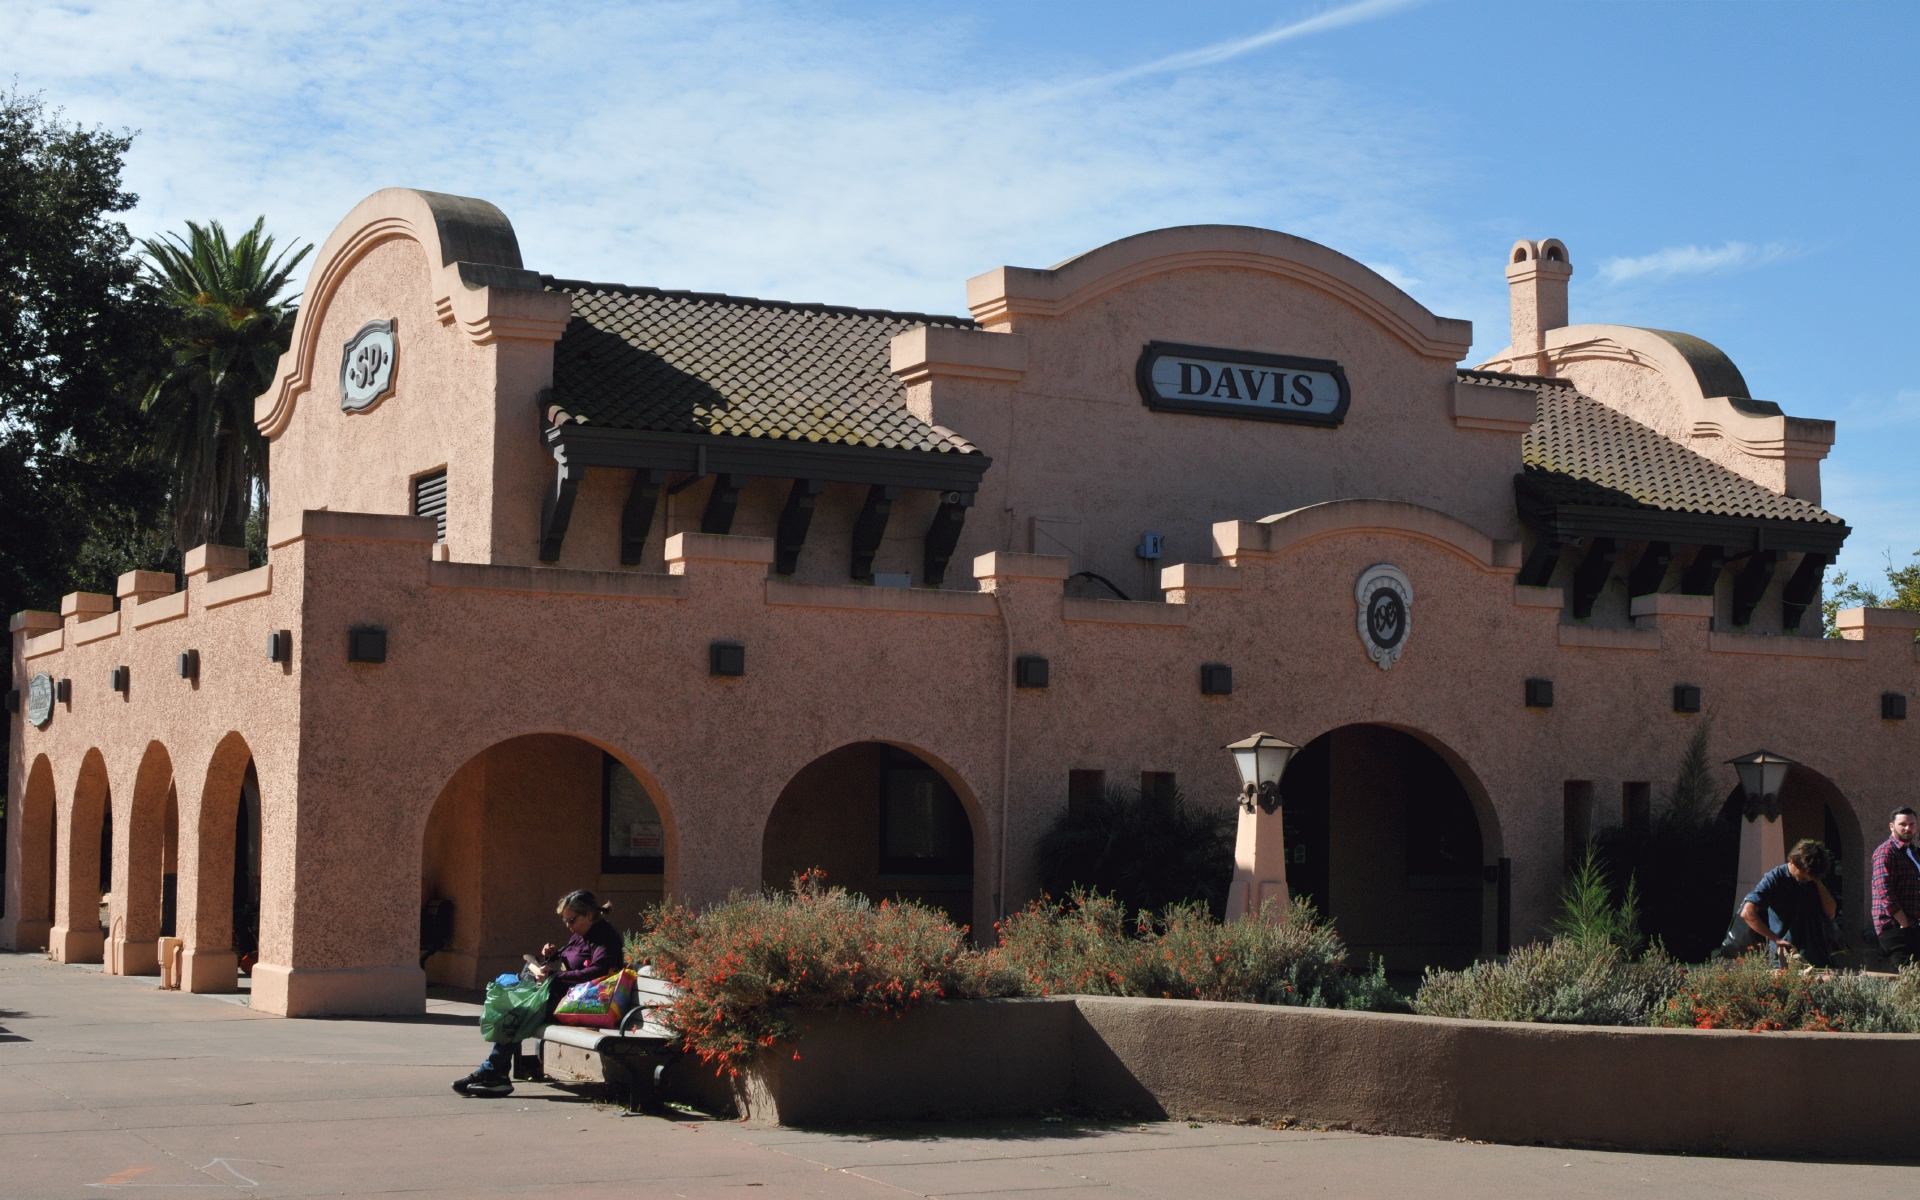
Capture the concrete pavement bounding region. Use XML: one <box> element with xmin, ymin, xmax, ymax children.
<box><xmin>1</xmin><ymin>952</ymin><xmax>1913</xmax><ymax>1198</ymax></box>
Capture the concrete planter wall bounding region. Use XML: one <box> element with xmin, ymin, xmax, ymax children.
<box><xmin>683</xmin><ymin>995</ymin><xmax>1918</xmax><ymax>1157</ymax></box>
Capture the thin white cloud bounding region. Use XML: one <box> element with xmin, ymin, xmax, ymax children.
<box><xmin>1053</xmin><ymin>0</ymin><xmax>1425</xmax><ymax>94</ymax></box>
<box><xmin>1596</xmin><ymin>241</ymin><xmax>1794</xmax><ymax>284</ymax></box>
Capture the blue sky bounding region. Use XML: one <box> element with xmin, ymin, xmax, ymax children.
<box><xmin>11</xmin><ymin>0</ymin><xmax>1916</xmax><ymax>582</ymax></box>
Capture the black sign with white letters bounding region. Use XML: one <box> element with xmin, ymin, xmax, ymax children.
<box><xmin>1135</xmin><ymin>341</ymin><xmax>1351</xmax><ymax>428</ymax></box>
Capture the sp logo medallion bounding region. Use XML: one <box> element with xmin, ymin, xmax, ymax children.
<box><xmin>1355</xmin><ymin>564</ymin><xmax>1412</xmax><ymax>670</ymax></box>
<box><xmin>26</xmin><ymin>671</ymin><xmax>55</xmax><ymax>727</ymax></box>
<box><xmin>340</xmin><ymin>318</ymin><xmax>397</xmax><ymax>412</ymax></box>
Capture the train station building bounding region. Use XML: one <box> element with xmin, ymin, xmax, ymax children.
<box><xmin>4</xmin><ymin>188</ymin><xmax>1914</xmax><ymax>1015</ymax></box>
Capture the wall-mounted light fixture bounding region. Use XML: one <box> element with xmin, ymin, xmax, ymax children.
<box><xmin>55</xmin><ymin>678</ymin><xmax>73</xmax><ymax>703</ymax></box>
<box><xmin>1728</xmin><ymin>749</ymin><xmax>1795</xmax><ymax>822</ymax></box>
<box><xmin>1015</xmin><ymin>655</ymin><xmax>1050</xmax><ymax>689</ymax></box>
<box><xmin>1226</xmin><ymin>731</ymin><xmax>1301</xmax><ymax>814</ymax></box>
<box><xmin>709</xmin><ymin>641</ymin><xmax>745</xmax><ymax>677</ymax></box>
<box><xmin>1884</xmin><ymin>693</ymin><xmax>1909</xmax><ymax>721</ymax></box>
<box><xmin>1525</xmin><ymin>678</ymin><xmax>1554</xmax><ymax>708</ymax></box>
<box><xmin>177</xmin><ymin>651</ymin><xmax>198</xmax><ymax>681</ymax></box>
<box><xmin>1199</xmin><ymin>663</ymin><xmax>1233</xmax><ymax>696</ymax></box>
<box><xmin>268</xmin><ymin>630</ymin><xmax>292</xmax><ymax>663</ymax></box>
<box><xmin>348</xmin><ymin>628</ymin><xmax>387</xmax><ymax>663</ymax></box>
<box><xmin>1673</xmin><ymin>683</ymin><xmax>1702</xmax><ymax>713</ymax></box>
<box><xmin>110</xmin><ymin>666</ymin><xmax>129</xmax><ymax>694</ymax></box>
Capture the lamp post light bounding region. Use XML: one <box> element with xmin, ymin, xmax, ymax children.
<box><xmin>1727</xmin><ymin>749</ymin><xmax>1797</xmax><ymax>914</ymax></box>
<box><xmin>1223</xmin><ymin>732</ymin><xmax>1302</xmax><ymax>921</ymax></box>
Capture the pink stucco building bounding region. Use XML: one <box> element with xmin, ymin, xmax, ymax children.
<box><xmin>5</xmin><ymin>190</ymin><xmax>1914</xmax><ymax>1015</ymax></box>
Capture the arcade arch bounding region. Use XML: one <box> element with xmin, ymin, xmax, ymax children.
<box><xmin>2</xmin><ymin>756</ymin><xmax>57</xmax><ymax>951</ymax></box>
<box><xmin>107</xmin><ymin>741</ymin><xmax>178</xmax><ymax>976</ymax></box>
<box><xmin>419</xmin><ymin>734</ymin><xmax>673</xmax><ymax>989</ymax></box>
<box><xmin>51</xmin><ymin>749</ymin><xmax>112</xmax><ymax>964</ymax></box>
<box><xmin>177</xmin><ymin>732</ymin><xmax>261</xmax><ymax>993</ymax></box>
<box><xmin>1717</xmin><ymin>763</ymin><xmax>1868</xmax><ymax>957</ymax></box>
<box><xmin>761</xmin><ymin>742</ymin><xmax>986</xmax><ymax>937</ymax></box>
<box><xmin>1277</xmin><ymin>723</ymin><xmax>1499</xmax><ymax>972</ymax></box>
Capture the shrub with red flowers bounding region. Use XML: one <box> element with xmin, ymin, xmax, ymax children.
<box><xmin>1650</xmin><ymin>952</ymin><xmax>1920</xmax><ymax>1033</ymax></box>
<box><xmin>628</xmin><ymin>870</ymin><xmax>1021</xmax><ymax>1074</ymax></box>
<box><xmin>986</xmin><ymin>889</ymin><xmax>1401</xmax><ymax>1010</ymax></box>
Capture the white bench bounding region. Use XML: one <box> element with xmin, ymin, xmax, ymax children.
<box><xmin>530</xmin><ymin>968</ymin><xmax>679</xmax><ymax>1106</ymax></box>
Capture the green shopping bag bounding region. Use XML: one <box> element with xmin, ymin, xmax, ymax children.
<box><xmin>479</xmin><ymin>976</ymin><xmax>555</xmax><ymax>1044</ymax></box>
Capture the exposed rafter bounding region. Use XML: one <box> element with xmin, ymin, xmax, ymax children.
<box><xmin>1729</xmin><ymin>550</ymin><xmax>1780</xmax><ymax>627</ymax></box>
<box><xmin>922</xmin><ymin>494</ymin><xmax>972</xmax><ymax>586</ymax></box>
<box><xmin>850</xmin><ymin>485</ymin><xmax>901</xmax><ymax>581</ymax></box>
<box><xmin>775</xmin><ymin>479</ymin><xmax>825</xmax><ymax>576</ymax></box>
<box><xmin>1625</xmin><ymin>541</ymin><xmax>1672</xmax><ymax>599</ymax></box>
<box><xmin>1568</xmin><ymin>537</ymin><xmax>1617</xmax><ymax>620</ymax></box>
<box><xmin>1678</xmin><ymin>546</ymin><xmax>1724</xmax><ymax>597</ymax></box>
<box><xmin>620</xmin><ymin>468</ymin><xmax>666</xmax><ymax>566</ymax></box>
<box><xmin>537</xmin><ymin>455</ymin><xmax>585</xmax><ymax>563</ymax></box>
<box><xmin>700</xmin><ymin>473</ymin><xmax>747</xmax><ymax>536</ymax></box>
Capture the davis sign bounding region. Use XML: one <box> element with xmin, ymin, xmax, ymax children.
<box><xmin>1136</xmin><ymin>340</ymin><xmax>1350</xmax><ymax>428</ymax></box>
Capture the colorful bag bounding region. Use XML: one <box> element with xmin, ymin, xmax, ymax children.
<box><xmin>552</xmin><ymin>968</ymin><xmax>637</xmax><ymax>1028</ymax></box>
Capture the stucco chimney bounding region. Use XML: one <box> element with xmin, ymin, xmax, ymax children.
<box><xmin>1506</xmin><ymin>239</ymin><xmax>1571</xmax><ymax>376</ymax></box>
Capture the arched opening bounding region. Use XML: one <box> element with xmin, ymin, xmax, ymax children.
<box><xmin>1718</xmin><ymin>764</ymin><xmax>1866</xmax><ymax>956</ymax></box>
<box><xmin>181</xmin><ymin>732</ymin><xmax>254</xmax><ymax>993</ymax></box>
<box><xmin>1277</xmin><ymin>724</ymin><xmax>1493</xmax><ymax>972</ymax></box>
<box><xmin>762</xmin><ymin>742</ymin><xmax>980</xmax><ymax>934</ymax></box>
<box><xmin>1</xmin><ymin>756</ymin><xmax>57</xmax><ymax>951</ymax></box>
<box><xmin>109</xmin><ymin>742</ymin><xmax>175</xmax><ymax>976</ymax></box>
<box><xmin>420</xmin><ymin>734</ymin><xmax>671</xmax><ymax>990</ymax></box>
<box><xmin>52</xmin><ymin>750</ymin><xmax>112</xmax><ymax>963</ymax></box>
<box><xmin>1545</xmin><ymin>245</ymin><xmax>1565</xmax><ymax>262</ymax></box>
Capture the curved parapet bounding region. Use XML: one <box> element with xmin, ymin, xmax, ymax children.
<box><xmin>254</xmin><ymin>189</ymin><xmax>570</xmax><ymax>438</ymax></box>
<box><xmin>1213</xmin><ymin>498</ymin><xmax>1522</xmax><ymax>575</ymax></box>
<box><xmin>966</xmin><ymin>225</ymin><xmax>1473</xmax><ymax>362</ymax></box>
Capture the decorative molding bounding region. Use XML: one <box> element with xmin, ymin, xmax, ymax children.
<box><xmin>23</xmin><ymin>628</ymin><xmax>64</xmax><ymax>658</ymax></box>
<box><xmin>268</xmin><ymin>510</ymin><xmax>438</xmax><ymax>548</ymax></box>
<box><xmin>966</xmin><ymin>227</ymin><xmax>1472</xmax><ymax>361</ymax></box>
<box><xmin>1216</xmin><ymin>499</ymin><xmax>1519</xmax><ymax>576</ymax></box>
<box><xmin>1708</xmin><ymin>632</ymin><xmax>1866</xmax><ymax>660</ymax></box>
<box><xmin>889</xmin><ymin>326</ymin><xmax>1028</xmax><ymax>386</ymax></box>
<box><xmin>73</xmin><ymin>610</ymin><xmax>121</xmax><ymax>645</ymax></box>
<box><xmin>204</xmin><ymin>565</ymin><xmax>273</xmax><ymax>609</ymax></box>
<box><xmin>1557</xmin><ymin>625</ymin><xmax>1662</xmax><ymax>651</ymax></box>
<box><xmin>1061</xmin><ymin>597</ymin><xmax>1189</xmax><ymax>626</ymax></box>
<box><xmin>129</xmin><ymin>590</ymin><xmax>188</xmax><ymax>630</ymax></box>
<box><xmin>429</xmin><ymin>561</ymin><xmax>687</xmax><ymax>600</ymax></box>
<box><xmin>1452</xmin><ymin>380</ymin><xmax>1537</xmax><ymax>433</ymax></box>
<box><xmin>1513</xmin><ymin>585</ymin><xmax>1565</xmax><ymax>609</ymax></box>
<box><xmin>973</xmin><ymin>552</ymin><xmax>1071</xmax><ymax>583</ymax></box>
<box><xmin>765</xmin><ymin>580</ymin><xmax>996</xmax><ymax>616</ymax></box>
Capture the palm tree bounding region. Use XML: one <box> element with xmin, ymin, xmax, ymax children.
<box><xmin>141</xmin><ymin>217</ymin><xmax>311</xmax><ymax>551</ymax></box>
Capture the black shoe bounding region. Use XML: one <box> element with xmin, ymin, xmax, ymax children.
<box><xmin>452</xmin><ymin>1070</ymin><xmax>514</xmax><ymax>1097</ymax></box>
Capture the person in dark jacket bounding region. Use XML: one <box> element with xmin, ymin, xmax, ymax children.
<box><xmin>453</xmin><ymin>890</ymin><xmax>623</xmax><ymax>1097</ymax></box>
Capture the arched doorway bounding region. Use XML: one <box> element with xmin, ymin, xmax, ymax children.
<box><xmin>1277</xmin><ymin>724</ymin><xmax>1493</xmax><ymax>971</ymax></box>
<box><xmin>762</xmin><ymin>743</ymin><xmax>980</xmax><ymax>934</ymax></box>
<box><xmin>420</xmin><ymin>734</ymin><xmax>671</xmax><ymax>990</ymax></box>
<box><xmin>108</xmin><ymin>742</ymin><xmax>177</xmax><ymax>976</ymax></box>
<box><xmin>1719</xmin><ymin>764</ymin><xmax>1865</xmax><ymax>956</ymax></box>
<box><xmin>180</xmin><ymin>732</ymin><xmax>255</xmax><ymax>993</ymax></box>
<box><xmin>1</xmin><ymin>756</ymin><xmax>57</xmax><ymax>951</ymax></box>
<box><xmin>52</xmin><ymin>750</ymin><xmax>112</xmax><ymax>964</ymax></box>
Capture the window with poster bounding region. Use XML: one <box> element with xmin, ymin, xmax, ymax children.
<box><xmin>878</xmin><ymin>746</ymin><xmax>973</xmax><ymax>877</ymax></box>
<box><xmin>602</xmin><ymin>754</ymin><xmax>665</xmax><ymax>875</ymax></box>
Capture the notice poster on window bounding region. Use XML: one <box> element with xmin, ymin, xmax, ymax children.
<box><xmin>606</xmin><ymin>760</ymin><xmax>664</xmax><ymax>866</ymax></box>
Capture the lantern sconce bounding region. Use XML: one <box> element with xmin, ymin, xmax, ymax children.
<box><xmin>1225</xmin><ymin>732</ymin><xmax>1301</xmax><ymax>815</ymax></box>
<box><xmin>1728</xmin><ymin>749</ymin><xmax>1796</xmax><ymax>822</ymax></box>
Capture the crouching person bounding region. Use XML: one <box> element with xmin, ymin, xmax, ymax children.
<box><xmin>453</xmin><ymin>890</ymin><xmax>623</xmax><ymax>1098</ymax></box>
<box><xmin>1724</xmin><ymin>840</ymin><xmax>1837</xmax><ymax>968</ymax></box>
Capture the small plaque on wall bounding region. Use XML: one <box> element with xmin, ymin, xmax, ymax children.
<box><xmin>340</xmin><ymin>318</ymin><xmax>398</xmax><ymax>412</ymax></box>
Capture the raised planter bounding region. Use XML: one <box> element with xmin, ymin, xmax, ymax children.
<box><xmin>678</xmin><ymin>995</ymin><xmax>1919</xmax><ymax>1157</ymax></box>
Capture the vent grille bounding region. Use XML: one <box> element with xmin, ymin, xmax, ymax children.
<box><xmin>413</xmin><ymin>469</ymin><xmax>447</xmax><ymax>541</ymax></box>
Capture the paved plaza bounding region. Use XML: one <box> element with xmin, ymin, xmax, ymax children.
<box><xmin>0</xmin><ymin>952</ymin><xmax>1913</xmax><ymax>1198</ymax></box>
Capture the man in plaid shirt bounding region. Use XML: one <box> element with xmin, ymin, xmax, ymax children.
<box><xmin>1871</xmin><ymin>807</ymin><xmax>1920</xmax><ymax>968</ymax></box>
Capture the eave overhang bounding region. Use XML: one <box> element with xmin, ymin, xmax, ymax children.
<box><xmin>1515</xmin><ymin>473</ymin><xmax>1849</xmax><ymax>557</ymax></box>
<box><xmin>546</xmin><ymin>425</ymin><xmax>992</xmax><ymax>496</ymax></box>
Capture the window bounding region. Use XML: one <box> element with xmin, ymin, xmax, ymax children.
<box><xmin>602</xmin><ymin>754</ymin><xmax>664</xmax><ymax>875</ymax></box>
<box><xmin>1563</xmin><ymin>781</ymin><xmax>1594</xmax><ymax>871</ymax></box>
<box><xmin>1068</xmin><ymin>769</ymin><xmax>1105</xmax><ymax>820</ymax></box>
<box><xmin>1623</xmin><ymin>782</ymin><xmax>1651</xmax><ymax>830</ymax></box>
<box><xmin>414</xmin><ymin>469</ymin><xmax>448</xmax><ymax>541</ymax></box>
<box><xmin>878</xmin><ymin>746</ymin><xmax>972</xmax><ymax>876</ymax></box>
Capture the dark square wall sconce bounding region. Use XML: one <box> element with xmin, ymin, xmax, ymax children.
<box><xmin>1525</xmin><ymin>678</ymin><xmax>1554</xmax><ymax>708</ymax></box>
<box><xmin>1885</xmin><ymin>692</ymin><xmax>1909</xmax><ymax>721</ymax></box>
<box><xmin>110</xmin><ymin>666</ymin><xmax>129</xmax><ymax>694</ymax></box>
<box><xmin>1199</xmin><ymin>663</ymin><xmax>1233</xmax><ymax>696</ymax></box>
<box><xmin>177</xmin><ymin>651</ymin><xmax>199</xmax><ymax>681</ymax></box>
<box><xmin>709</xmin><ymin>641</ymin><xmax>745</xmax><ymax>677</ymax></box>
<box><xmin>1015</xmin><ymin>655</ymin><xmax>1050</xmax><ymax>689</ymax></box>
<box><xmin>348</xmin><ymin>629</ymin><xmax>387</xmax><ymax>663</ymax></box>
<box><xmin>268</xmin><ymin>630</ymin><xmax>292</xmax><ymax>663</ymax></box>
<box><xmin>1673</xmin><ymin>684</ymin><xmax>1702</xmax><ymax>713</ymax></box>
<box><xmin>56</xmin><ymin>677</ymin><xmax>73</xmax><ymax>703</ymax></box>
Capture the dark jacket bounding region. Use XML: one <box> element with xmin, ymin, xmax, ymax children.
<box><xmin>549</xmin><ymin>918</ymin><xmax>623</xmax><ymax>991</ymax></box>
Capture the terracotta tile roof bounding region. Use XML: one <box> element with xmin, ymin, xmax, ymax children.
<box><xmin>544</xmin><ymin>280</ymin><xmax>981</xmax><ymax>455</ymax></box>
<box><xmin>1458</xmin><ymin>369</ymin><xmax>1844</xmax><ymax>526</ymax></box>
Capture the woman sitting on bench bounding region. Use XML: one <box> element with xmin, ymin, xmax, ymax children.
<box><xmin>454</xmin><ymin>889</ymin><xmax>623</xmax><ymax>1097</ymax></box>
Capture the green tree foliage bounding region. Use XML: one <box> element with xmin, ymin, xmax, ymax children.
<box><xmin>141</xmin><ymin>218</ymin><xmax>309</xmax><ymax>550</ymax></box>
<box><xmin>1036</xmin><ymin>782</ymin><xmax>1235</xmax><ymax>920</ymax></box>
<box><xmin>1824</xmin><ymin>550</ymin><xmax>1920</xmax><ymax>637</ymax></box>
<box><xmin>0</xmin><ymin>89</ymin><xmax>169</xmax><ymax>624</ymax></box>
<box><xmin>1590</xmin><ymin>720</ymin><xmax>1740</xmax><ymax>961</ymax></box>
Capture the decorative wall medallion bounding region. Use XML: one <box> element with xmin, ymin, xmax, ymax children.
<box><xmin>1355</xmin><ymin>564</ymin><xmax>1412</xmax><ymax>670</ymax></box>
<box><xmin>26</xmin><ymin>672</ymin><xmax>54</xmax><ymax>727</ymax></box>
<box><xmin>340</xmin><ymin>318</ymin><xmax>397</xmax><ymax>412</ymax></box>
